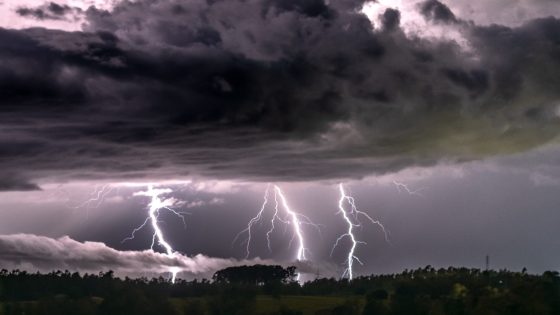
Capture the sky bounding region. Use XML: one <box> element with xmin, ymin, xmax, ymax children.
<box><xmin>1</xmin><ymin>0</ymin><xmax>560</xmax><ymax>281</ymax></box>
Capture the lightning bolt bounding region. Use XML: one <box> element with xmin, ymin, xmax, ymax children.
<box><xmin>393</xmin><ymin>180</ymin><xmax>425</xmax><ymax>197</ymax></box>
<box><xmin>235</xmin><ymin>184</ymin><xmax>320</xmax><ymax>281</ymax></box>
<box><xmin>333</xmin><ymin>184</ymin><xmax>389</xmax><ymax>280</ymax></box>
<box><xmin>233</xmin><ymin>184</ymin><xmax>271</xmax><ymax>259</ymax></box>
<box><xmin>72</xmin><ymin>184</ymin><xmax>118</xmax><ymax>218</ymax></box>
<box><xmin>266</xmin><ymin>189</ymin><xmax>290</xmax><ymax>252</ymax></box>
<box><xmin>123</xmin><ymin>185</ymin><xmax>187</xmax><ymax>283</ymax></box>
<box><xmin>274</xmin><ymin>185</ymin><xmax>308</xmax><ymax>263</ymax></box>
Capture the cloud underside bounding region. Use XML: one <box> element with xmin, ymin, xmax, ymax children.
<box><xmin>0</xmin><ymin>234</ymin><xmax>335</xmax><ymax>279</ymax></box>
<box><xmin>16</xmin><ymin>2</ymin><xmax>82</xmax><ymax>21</ymax></box>
<box><xmin>2</xmin><ymin>0</ymin><xmax>560</xmax><ymax>188</ymax></box>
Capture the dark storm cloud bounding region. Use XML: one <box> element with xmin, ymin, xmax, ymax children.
<box><xmin>0</xmin><ymin>174</ymin><xmax>40</xmax><ymax>191</ymax></box>
<box><xmin>419</xmin><ymin>0</ymin><xmax>457</xmax><ymax>23</ymax></box>
<box><xmin>380</xmin><ymin>8</ymin><xmax>401</xmax><ymax>31</ymax></box>
<box><xmin>1</xmin><ymin>0</ymin><xmax>560</xmax><ymax>188</ymax></box>
<box><xmin>16</xmin><ymin>2</ymin><xmax>81</xmax><ymax>21</ymax></box>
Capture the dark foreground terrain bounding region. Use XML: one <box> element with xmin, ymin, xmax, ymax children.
<box><xmin>0</xmin><ymin>265</ymin><xmax>559</xmax><ymax>315</ymax></box>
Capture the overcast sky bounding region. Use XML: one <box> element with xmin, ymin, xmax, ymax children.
<box><xmin>1</xmin><ymin>0</ymin><xmax>560</xmax><ymax>280</ymax></box>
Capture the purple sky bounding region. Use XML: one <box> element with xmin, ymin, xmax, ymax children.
<box><xmin>1</xmin><ymin>0</ymin><xmax>560</xmax><ymax>280</ymax></box>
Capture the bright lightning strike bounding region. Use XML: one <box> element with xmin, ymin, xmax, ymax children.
<box><xmin>123</xmin><ymin>185</ymin><xmax>187</xmax><ymax>283</ymax></box>
<box><xmin>233</xmin><ymin>184</ymin><xmax>271</xmax><ymax>259</ymax></box>
<box><xmin>266</xmin><ymin>189</ymin><xmax>290</xmax><ymax>252</ymax></box>
<box><xmin>333</xmin><ymin>184</ymin><xmax>389</xmax><ymax>280</ymax></box>
<box><xmin>235</xmin><ymin>184</ymin><xmax>320</xmax><ymax>281</ymax></box>
<box><xmin>274</xmin><ymin>186</ymin><xmax>308</xmax><ymax>263</ymax></box>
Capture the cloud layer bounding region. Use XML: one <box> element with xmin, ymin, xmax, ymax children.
<box><xmin>0</xmin><ymin>233</ymin><xmax>334</xmax><ymax>279</ymax></box>
<box><xmin>2</xmin><ymin>0</ymin><xmax>560</xmax><ymax>188</ymax></box>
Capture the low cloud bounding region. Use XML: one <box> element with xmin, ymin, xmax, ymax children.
<box><xmin>0</xmin><ymin>234</ymin><xmax>338</xmax><ymax>279</ymax></box>
<box><xmin>183</xmin><ymin>198</ymin><xmax>225</xmax><ymax>209</ymax></box>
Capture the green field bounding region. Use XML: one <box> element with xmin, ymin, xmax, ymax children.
<box><xmin>172</xmin><ymin>295</ymin><xmax>365</xmax><ymax>315</ymax></box>
<box><xmin>0</xmin><ymin>295</ymin><xmax>363</xmax><ymax>315</ymax></box>
<box><xmin>255</xmin><ymin>295</ymin><xmax>365</xmax><ymax>315</ymax></box>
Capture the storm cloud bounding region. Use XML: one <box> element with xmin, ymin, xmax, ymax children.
<box><xmin>0</xmin><ymin>174</ymin><xmax>41</xmax><ymax>191</ymax></box>
<box><xmin>2</xmin><ymin>0</ymin><xmax>560</xmax><ymax>188</ymax></box>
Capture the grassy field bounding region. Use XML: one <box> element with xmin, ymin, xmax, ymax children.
<box><xmin>255</xmin><ymin>295</ymin><xmax>364</xmax><ymax>314</ymax></box>
<box><xmin>1</xmin><ymin>296</ymin><xmax>362</xmax><ymax>315</ymax></box>
<box><xmin>171</xmin><ymin>295</ymin><xmax>365</xmax><ymax>315</ymax></box>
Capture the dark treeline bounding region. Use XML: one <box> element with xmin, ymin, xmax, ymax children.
<box><xmin>0</xmin><ymin>265</ymin><xmax>559</xmax><ymax>315</ymax></box>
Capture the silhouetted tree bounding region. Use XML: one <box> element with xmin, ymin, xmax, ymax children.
<box><xmin>0</xmin><ymin>265</ymin><xmax>559</xmax><ymax>315</ymax></box>
<box><xmin>212</xmin><ymin>265</ymin><xmax>296</xmax><ymax>285</ymax></box>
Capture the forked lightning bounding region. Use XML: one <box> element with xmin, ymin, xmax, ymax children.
<box><xmin>333</xmin><ymin>184</ymin><xmax>389</xmax><ymax>280</ymax></box>
<box><xmin>234</xmin><ymin>185</ymin><xmax>320</xmax><ymax>280</ymax></box>
<box><xmin>123</xmin><ymin>185</ymin><xmax>187</xmax><ymax>283</ymax></box>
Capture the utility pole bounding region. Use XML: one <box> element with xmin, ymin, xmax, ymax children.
<box><xmin>485</xmin><ymin>255</ymin><xmax>490</xmax><ymax>271</ymax></box>
<box><xmin>315</xmin><ymin>268</ymin><xmax>321</xmax><ymax>280</ymax></box>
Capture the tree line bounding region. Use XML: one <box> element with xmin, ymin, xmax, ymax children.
<box><xmin>0</xmin><ymin>265</ymin><xmax>558</xmax><ymax>314</ymax></box>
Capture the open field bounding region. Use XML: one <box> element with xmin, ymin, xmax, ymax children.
<box><xmin>1</xmin><ymin>295</ymin><xmax>364</xmax><ymax>315</ymax></box>
<box><xmin>172</xmin><ymin>295</ymin><xmax>365</xmax><ymax>315</ymax></box>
